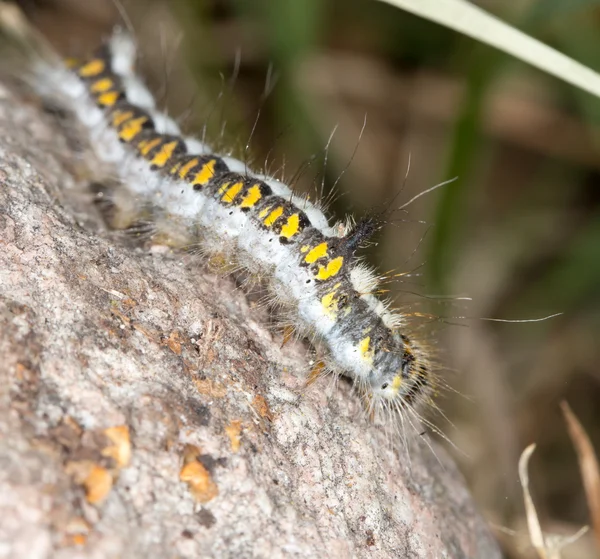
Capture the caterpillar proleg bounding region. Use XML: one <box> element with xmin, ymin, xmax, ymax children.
<box><xmin>5</xmin><ymin>17</ymin><xmax>436</xmax><ymax>436</ymax></box>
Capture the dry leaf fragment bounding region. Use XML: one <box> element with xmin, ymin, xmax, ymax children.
<box><xmin>225</xmin><ymin>420</ymin><xmax>242</xmax><ymax>453</ymax></box>
<box><xmin>280</xmin><ymin>326</ymin><xmax>294</xmax><ymax>348</ymax></box>
<box><xmin>561</xmin><ymin>401</ymin><xmax>600</xmax><ymax>553</ymax></box>
<box><xmin>180</xmin><ymin>444</ymin><xmax>219</xmax><ymax>503</ymax></box>
<box><xmin>66</xmin><ymin>461</ymin><xmax>113</xmax><ymax>505</ymax></box>
<box><xmin>164</xmin><ymin>331</ymin><xmax>182</xmax><ymax>355</ymax></box>
<box><xmin>306</xmin><ymin>361</ymin><xmax>325</xmax><ymax>386</ymax></box>
<box><xmin>102</xmin><ymin>425</ymin><xmax>132</xmax><ymax>469</ymax></box>
<box><xmin>83</xmin><ymin>465</ymin><xmax>113</xmax><ymax>504</ymax></box>
<box><xmin>194</xmin><ymin>378</ymin><xmax>227</xmax><ymax>398</ymax></box>
<box><xmin>180</xmin><ymin>461</ymin><xmax>219</xmax><ymax>503</ymax></box>
<box><xmin>62</xmin><ymin>517</ymin><xmax>91</xmax><ymax>547</ymax></box>
<box><xmin>252</xmin><ymin>394</ymin><xmax>274</xmax><ymax>421</ymax></box>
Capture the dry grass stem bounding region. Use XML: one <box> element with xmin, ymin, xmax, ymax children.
<box><xmin>519</xmin><ymin>442</ymin><xmax>590</xmax><ymax>559</ymax></box>
<box><xmin>519</xmin><ymin>444</ymin><xmax>548</xmax><ymax>559</ymax></box>
<box><xmin>561</xmin><ymin>400</ymin><xmax>600</xmax><ymax>553</ymax></box>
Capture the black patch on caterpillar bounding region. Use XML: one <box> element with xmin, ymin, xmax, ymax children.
<box><xmin>340</xmin><ymin>217</ymin><xmax>378</xmax><ymax>255</ymax></box>
<box><xmin>403</xmin><ymin>363</ymin><xmax>430</xmax><ymax>406</ymax></box>
<box><xmin>238</xmin><ymin>179</ymin><xmax>273</xmax><ymax>212</ymax></box>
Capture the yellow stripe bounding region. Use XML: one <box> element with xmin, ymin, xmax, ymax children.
<box><xmin>191</xmin><ymin>160</ymin><xmax>216</xmax><ymax>187</ymax></box>
<box><xmin>358</xmin><ymin>337</ymin><xmax>370</xmax><ymax>355</ymax></box>
<box><xmin>138</xmin><ymin>137</ymin><xmax>161</xmax><ymax>156</ymax></box>
<box><xmin>97</xmin><ymin>91</ymin><xmax>120</xmax><ymax>107</ymax></box>
<box><xmin>178</xmin><ymin>158</ymin><xmax>199</xmax><ymax>179</ymax></box>
<box><xmin>305</xmin><ymin>242</ymin><xmax>328</xmax><ymax>264</ymax></box>
<box><xmin>391</xmin><ymin>375</ymin><xmax>403</xmax><ymax>392</ymax></box>
<box><xmin>321</xmin><ymin>282</ymin><xmax>342</xmax><ymax>318</ymax></box>
<box><xmin>91</xmin><ymin>78</ymin><xmax>114</xmax><ymax>93</ymax></box>
<box><xmin>321</xmin><ymin>294</ymin><xmax>337</xmax><ymax>317</ymax></box>
<box><xmin>358</xmin><ymin>337</ymin><xmax>372</xmax><ymax>362</ymax></box>
<box><xmin>150</xmin><ymin>141</ymin><xmax>179</xmax><ymax>168</ymax></box>
<box><xmin>258</xmin><ymin>206</ymin><xmax>272</xmax><ymax>219</ymax></box>
<box><xmin>239</xmin><ymin>184</ymin><xmax>262</xmax><ymax>209</ymax></box>
<box><xmin>280</xmin><ymin>214</ymin><xmax>300</xmax><ymax>239</ymax></box>
<box><xmin>316</xmin><ymin>256</ymin><xmax>344</xmax><ymax>281</ymax></box>
<box><xmin>119</xmin><ymin>116</ymin><xmax>148</xmax><ymax>142</ymax></box>
<box><xmin>79</xmin><ymin>59</ymin><xmax>105</xmax><ymax>77</ymax></box>
<box><xmin>222</xmin><ymin>182</ymin><xmax>243</xmax><ymax>204</ymax></box>
<box><xmin>321</xmin><ymin>291</ymin><xmax>336</xmax><ymax>309</ymax></box>
<box><xmin>169</xmin><ymin>161</ymin><xmax>182</xmax><ymax>175</ymax></box>
<box><xmin>217</xmin><ymin>182</ymin><xmax>231</xmax><ymax>196</ymax></box>
<box><xmin>112</xmin><ymin>110</ymin><xmax>133</xmax><ymax>127</ymax></box>
<box><xmin>264</xmin><ymin>207</ymin><xmax>283</xmax><ymax>227</ymax></box>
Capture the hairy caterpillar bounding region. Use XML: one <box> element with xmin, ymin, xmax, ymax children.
<box><xmin>4</xmin><ymin>16</ymin><xmax>436</xmax><ymax>436</ymax></box>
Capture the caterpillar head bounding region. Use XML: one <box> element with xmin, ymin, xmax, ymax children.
<box><xmin>366</xmin><ymin>333</ymin><xmax>431</xmax><ymax>408</ymax></box>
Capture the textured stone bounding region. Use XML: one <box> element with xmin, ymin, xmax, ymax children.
<box><xmin>0</xmin><ymin>84</ymin><xmax>502</xmax><ymax>559</ymax></box>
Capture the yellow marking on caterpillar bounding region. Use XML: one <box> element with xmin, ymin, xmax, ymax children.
<box><xmin>79</xmin><ymin>59</ymin><xmax>105</xmax><ymax>77</ymax></box>
<box><xmin>359</xmin><ymin>337</ymin><xmax>370</xmax><ymax>356</ymax></box>
<box><xmin>217</xmin><ymin>182</ymin><xmax>231</xmax><ymax>196</ymax></box>
<box><xmin>321</xmin><ymin>283</ymin><xmax>342</xmax><ymax>318</ymax></box>
<box><xmin>391</xmin><ymin>375</ymin><xmax>403</xmax><ymax>392</ymax></box>
<box><xmin>264</xmin><ymin>206</ymin><xmax>283</xmax><ymax>227</ymax></box>
<box><xmin>169</xmin><ymin>161</ymin><xmax>182</xmax><ymax>175</ymax></box>
<box><xmin>178</xmin><ymin>158</ymin><xmax>199</xmax><ymax>179</ymax></box>
<box><xmin>239</xmin><ymin>184</ymin><xmax>262</xmax><ymax>209</ymax></box>
<box><xmin>191</xmin><ymin>160</ymin><xmax>216</xmax><ymax>187</ymax></box>
<box><xmin>90</xmin><ymin>78</ymin><xmax>114</xmax><ymax>93</ymax></box>
<box><xmin>321</xmin><ymin>292</ymin><xmax>336</xmax><ymax>313</ymax></box>
<box><xmin>97</xmin><ymin>91</ymin><xmax>120</xmax><ymax>107</ymax></box>
<box><xmin>150</xmin><ymin>141</ymin><xmax>179</xmax><ymax>168</ymax></box>
<box><xmin>138</xmin><ymin>137</ymin><xmax>161</xmax><ymax>156</ymax></box>
<box><xmin>112</xmin><ymin>110</ymin><xmax>134</xmax><ymax>127</ymax></box>
<box><xmin>222</xmin><ymin>182</ymin><xmax>243</xmax><ymax>204</ymax></box>
<box><xmin>358</xmin><ymin>337</ymin><xmax>373</xmax><ymax>363</ymax></box>
<box><xmin>280</xmin><ymin>214</ymin><xmax>300</xmax><ymax>239</ymax></box>
<box><xmin>305</xmin><ymin>242</ymin><xmax>328</xmax><ymax>264</ymax></box>
<box><xmin>316</xmin><ymin>256</ymin><xmax>344</xmax><ymax>281</ymax></box>
<box><xmin>258</xmin><ymin>206</ymin><xmax>272</xmax><ymax>219</ymax></box>
<box><xmin>300</xmin><ymin>245</ymin><xmax>310</xmax><ymax>253</ymax></box>
<box><xmin>119</xmin><ymin>117</ymin><xmax>148</xmax><ymax>142</ymax></box>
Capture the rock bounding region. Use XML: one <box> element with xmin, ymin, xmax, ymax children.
<box><xmin>0</xmin><ymin>84</ymin><xmax>501</xmax><ymax>558</ymax></box>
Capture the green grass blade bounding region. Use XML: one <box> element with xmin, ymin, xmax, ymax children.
<box><xmin>374</xmin><ymin>0</ymin><xmax>600</xmax><ymax>98</ymax></box>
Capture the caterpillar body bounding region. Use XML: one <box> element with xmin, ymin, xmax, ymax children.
<box><xmin>18</xmin><ymin>28</ymin><xmax>434</xmax><ymax>427</ymax></box>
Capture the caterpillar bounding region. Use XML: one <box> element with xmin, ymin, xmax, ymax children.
<box><xmin>3</xmin><ymin>14</ymin><xmax>436</xmax><ymax>436</ymax></box>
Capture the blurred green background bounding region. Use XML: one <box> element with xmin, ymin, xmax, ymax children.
<box><xmin>17</xmin><ymin>0</ymin><xmax>600</xmax><ymax>556</ymax></box>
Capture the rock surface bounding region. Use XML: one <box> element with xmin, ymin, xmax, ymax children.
<box><xmin>0</xmin><ymin>84</ymin><xmax>502</xmax><ymax>558</ymax></box>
